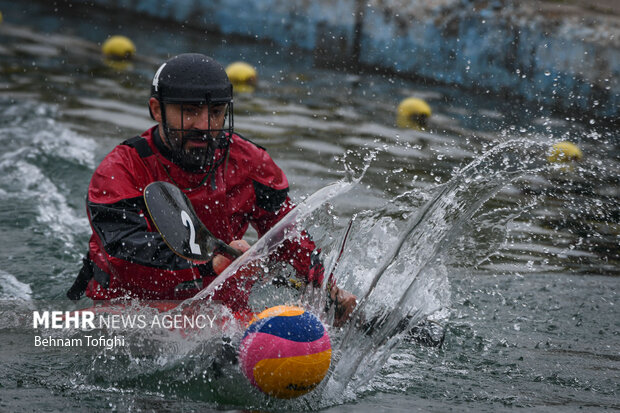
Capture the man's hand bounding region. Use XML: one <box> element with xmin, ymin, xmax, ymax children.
<box><xmin>330</xmin><ymin>285</ymin><xmax>357</xmax><ymax>327</ymax></box>
<box><xmin>212</xmin><ymin>240</ymin><xmax>251</xmax><ymax>275</ymax></box>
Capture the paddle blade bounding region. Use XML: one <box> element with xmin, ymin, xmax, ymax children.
<box><xmin>143</xmin><ymin>181</ymin><xmax>218</xmax><ymax>262</ymax></box>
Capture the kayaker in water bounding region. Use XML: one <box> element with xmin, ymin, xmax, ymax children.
<box><xmin>67</xmin><ymin>53</ymin><xmax>356</xmax><ymax>325</ymax></box>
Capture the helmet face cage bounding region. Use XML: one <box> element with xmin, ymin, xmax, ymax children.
<box><xmin>150</xmin><ymin>54</ymin><xmax>235</xmax><ymax>173</ymax></box>
<box><xmin>159</xmin><ymin>97</ymin><xmax>234</xmax><ymax>150</ymax></box>
<box><xmin>157</xmin><ymin>93</ymin><xmax>233</xmax><ymax>132</ymax></box>
<box><xmin>158</xmin><ymin>98</ymin><xmax>234</xmax><ymax>173</ymax></box>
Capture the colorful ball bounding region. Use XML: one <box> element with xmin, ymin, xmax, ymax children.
<box><xmin>238</xmin><ymin>305</ymin><xmax>331</xmax><ymax>399</ymax></box>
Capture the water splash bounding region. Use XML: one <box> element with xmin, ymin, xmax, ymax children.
<box><xmin>320</xmin><ymin>138</ymin><xmax>549</xmax><ymax>401</ymax></box>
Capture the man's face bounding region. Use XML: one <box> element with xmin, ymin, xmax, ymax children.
<box><xmin>149</xmin><ymin>97</ymin><xmax>228</xmax><ymax>171</ymax></box>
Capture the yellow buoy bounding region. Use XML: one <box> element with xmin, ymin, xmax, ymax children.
<box><xmin>102</xmin><ymin>35</ymin><xmax>136</xmax><ymax>60</ymax></box>
<box><xmin>397</xmin><ymin>97</ymin><xmax>432</xmax><ymax>129</ymax></box>
<box><xmin>226</xmin><ymin>61</ymin><xmax>257</xmax><ymax>93</ymax></box>
<box><xmin>0</xmin><ymin>11</ymin><xmax>3</xmax><ymax>24</ymax></box>
<box><xmin>548</xmin><ymin>141</ymin><xmax>583</xmax><ymax>164</ymax></box>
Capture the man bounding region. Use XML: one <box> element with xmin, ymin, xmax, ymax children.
<box><xmin>67</xmin><ymin>53</ymin><xmax>355</xmax><ymax>324</ymax></box>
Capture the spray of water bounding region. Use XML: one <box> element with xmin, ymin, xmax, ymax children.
<box><xmin>320</xmin><ymin>138</ymin><xmax>549</xmax><ymax>402</ymax></box>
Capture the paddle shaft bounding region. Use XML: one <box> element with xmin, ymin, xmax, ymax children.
<box><xmin>215</xmin><ymin>240</ymin><xmax>243</xmax><ymax>259</ymax></box>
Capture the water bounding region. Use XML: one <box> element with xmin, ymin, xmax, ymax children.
<box><xmin>0</xmin><ymin>2</ymin><xmax>618</xmax><ymax>411</ymax></box>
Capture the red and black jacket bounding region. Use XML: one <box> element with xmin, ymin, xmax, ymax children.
<box><xmin>77</xmin><ymin>126</ymin><xmax>323</xmax><ymax>301</ymax></box>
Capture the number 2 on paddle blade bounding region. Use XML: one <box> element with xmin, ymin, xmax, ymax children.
<box><xmin>181</xmin><ymin>210</ymin><xmax>201</xmax><ymax>255</ymax></box>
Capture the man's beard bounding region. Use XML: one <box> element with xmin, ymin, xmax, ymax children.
<box><xmin>167</xmin><ymin>130</ymin><xmax>214</xmax><ymax>172</ymax></box>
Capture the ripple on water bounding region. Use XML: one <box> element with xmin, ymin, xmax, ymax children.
<box><xmin>0</xmin><ymin>269</ymin><xmax>32</xmax><ymax>300</ymax></box>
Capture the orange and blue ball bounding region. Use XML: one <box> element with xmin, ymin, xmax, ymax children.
<box><xmin>238</xmin><ymin>305</ymin><xmax>332</xmax><ymax>399</ymax></box>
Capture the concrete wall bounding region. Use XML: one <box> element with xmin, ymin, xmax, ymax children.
<box><xmin>79</xmin><ymin>0</ymin><xmax>619</xmax><ymax>121</ymax></box>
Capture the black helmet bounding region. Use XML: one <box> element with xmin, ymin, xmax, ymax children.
<box><xmin>149</xmin><ymin>53</ymin><xmax>235</xmax><ymax>175</ymax></box>
<box><xmin>150</xmin><ymin>53</ymin><xmax>233</xmax><ymax>105</ymax></box>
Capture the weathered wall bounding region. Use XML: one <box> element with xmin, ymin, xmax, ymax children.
<box><xmin>76</xmin><ymin>0</ymin><xmax>619</xmax><ymax>121</ymax></box>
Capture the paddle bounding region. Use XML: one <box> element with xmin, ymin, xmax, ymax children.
<box><xmin>143</xmin><ymin>180</ymin><xmax>304</xmax><ymax>290</ymax></box>
<box><xmin>143</xmin><ymin>181</ymin><xmax>242</xmax><ymax>262</ymax></box>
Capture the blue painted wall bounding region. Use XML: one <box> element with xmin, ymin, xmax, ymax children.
<box><xmin>78</xmin><ymin>0</ymin><xmax>619</xmax><ymax>121</ymax></box>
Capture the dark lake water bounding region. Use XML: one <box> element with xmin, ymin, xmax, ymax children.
<box><xmin>0</xmin><ymin>2</ymin><xmax>618</xmax><ymax>412</ymax></box>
